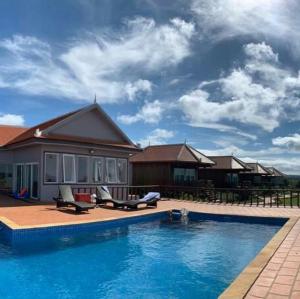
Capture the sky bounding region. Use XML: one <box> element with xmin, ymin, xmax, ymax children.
<box><xmin>0</xmin><ymin>0</ymin><xmax>300</xmax><ymax>174</ymax></box>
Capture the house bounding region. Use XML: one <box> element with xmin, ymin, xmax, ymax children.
<box><xmin>239</xmin><ymin>162</ymin><xmax>271</xmax><ymax>186</ymax></box>
<box><xmin>0</xmin><ymin>104</ymin><xmax>140</xmax><ymax>201</ymax></box>
<box><xmin>198</xmin><ymin>156</ymin><xmax>251</xmax><ymax>188</ymax></box>
<box><xmin>265</xmin><ymin>167</ymin><xmax>286</xmax><ymax>186</ymax></box>
<box><xmin>130</xmin><ymin>144</ymin><xmax>215</xmax><ymax>186</ymax></box>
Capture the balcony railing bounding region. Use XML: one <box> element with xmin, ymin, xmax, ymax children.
<box><xmin>160</xmin><ymin>185</ymin><xmax>300</xmax><ymax>208</ymax></box>
<box><xmin>71</xmin><ymin>185</ymin><xmax>300</xmax><ymax>208</ymax></box>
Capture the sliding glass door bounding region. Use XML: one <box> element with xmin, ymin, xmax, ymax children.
<box><xmin>15</xmin><ymin>163</ymin><xmax>39</xmax><ymax>199</ymax></box>
<box><xmin>16</xmin><ymin>164</ymin><xmax>25</xmax><ymax>193</ymax></box>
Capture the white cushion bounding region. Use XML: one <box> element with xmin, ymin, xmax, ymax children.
<box><xmin>97</xmin><ymin>186</ymin><xmax>113</xmax><ymax>200</ymax></box>
<box><xmin>140</xmin><ymin>192</ymin><xmax>160</xmax><ymax>202</ymax></box>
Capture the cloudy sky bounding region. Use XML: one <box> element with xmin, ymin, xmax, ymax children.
<box><xmin>0</xmin><ymin>0</ymin><xmax>300</xmax><ymax>174</ymax></box>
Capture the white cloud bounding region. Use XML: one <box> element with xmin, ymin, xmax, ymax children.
<box><xmin>191</xmin><ymin>0</ymin><xmax>300</xmax><ymax>55</ymax></box>
<box><xmin>0</xmin><ymin>17</ymin><xmax>194</xmax><ymax>103</ymax></box>
<box><xmin>117</xmin><ymin>100</ymin><xmax>164</xmax><ymax>125</ymax></box>
<box><xmin>0</xmin><ymin>113</ymin><xmax>25</xmax><ymax>126</ymax></box>
<box><xmin>124</xmin><ymin>79</ymin><xmax>152</xmax><ymax>101</ymax></box>
<box><xmin>273</xmin><ymin>134</ymin><xmax>300</xmax><ymax>150</ymax></box>
<box><xmin>178</xmin><ymin>42</ymin><xmax>300</xmax><ymax>134</ymax></box>
<box><xmin>137</xmin><ymin>128</ymin><xmax>174</xmax><ymax>147</ymax></box>
<box><xmin>244</xmin><ymin>42</ymin><xmax>278</xmax><ymax>62</ymax></box>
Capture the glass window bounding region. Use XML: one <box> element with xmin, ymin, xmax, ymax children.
<box><xmin>0</xmin><ymin>164</ymin><xmax>13</xmax><ymax>189</ymax></box>
<box><xmin>174</xmin><ymin>168</ymin><xmax>185</xmax><ymax>182</ymax></box>
<box><xmin>44</xmin><ymin>153</ymin><xmax>58</xmax><ymax>183</ymax></box>
<box><xmin>174</xmin><ymin>168</ymin><xmax>196</xmax><ymax>182</ymax></box>
<box><xmin>77</xmin><ymin>156</ymin><xmax>88</xmax><ymax>183</ymax></box>
<box><xmin>63</xmin><ymin>154</ymin><xmax>76</xmax><ymax>183</ymax></box>
<box><xmin>117</xmin><ymin>159</ymin><xmax>127</xmax><ymax>183</ymax></box>
<box><xmin>106</xmin><ymin>158</ymin><xmax>117</xmax><ymax>183</ymax></box>
<box><xmin>185</xmin><ymin>169</ymin><xmax>196</xmax><ymax>181</ymax></box>
<box><xmin>92</xmin><ymin>157</ymin><xmax>103</xmax><ymax>183</ymax></box>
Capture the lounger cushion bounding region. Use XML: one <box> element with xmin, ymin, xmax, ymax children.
<box><xmin>59</xmin><ymin>185</ymin><xmax>75</xmax><ymax>202</ymax></box>
<box><xmin>140</xmin><ymin>192</ymin><xmax>160</xmax><ymax>202</ymax></box>
<box><xmin>97</xmin><ymin>186</ymin><xmax>113</xmax><ymax>200</ymax></box>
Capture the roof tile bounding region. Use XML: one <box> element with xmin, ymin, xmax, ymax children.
<box><xmin>130</xmin><ymin>144</ymin><xmax>214</xmax><ymax>165</ymax></box>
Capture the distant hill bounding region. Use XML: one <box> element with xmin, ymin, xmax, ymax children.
<box><xmin>287</xmin><ymin>175</ymin><xmax>300</xmax><ymax>179</ymax></box>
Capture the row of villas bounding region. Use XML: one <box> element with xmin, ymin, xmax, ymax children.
<box><xmin>130</xmin><ymin>144</ymin><xmax>285</xmax><ymax>188</ymax></box>
<box><xmin>0</xmin><ymin>104</ymin><xmax>285</xmax><ymax>201</ymax></box>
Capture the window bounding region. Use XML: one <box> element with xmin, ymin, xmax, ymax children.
<box><xmin>63</xmin><ymin>154</ymin><xmax>76</xmax><ymax>183</ymax></box>
<box><xmin>0</xmin><ymin>164</ymin><xmax>13</xmax><ymax>189</ymax></box>
<box><xmin>225</xmin><ymin>173</ymin><xmax>239</xmax><ymax>186</ymax></box>
<box><xmin>117</xmin><ymin>159</ymin><xmax>127</xmax><ymax>183</ymax></box>
<box><xmin>106</xmin><ymin>158</ymin><xmax>117</xmax><ymax>183</ymax></box>
<box><xmin>173</xmin><ymin>168</ymin><xmax>196</xmax><ymax>183</ymax></box>
<box><xmin>185</xmin><ymin>169</ymin><xmax>196</xmax><ymax>181</ymax></box>
<box><xmin>92</xmin><ymin>157</ymin><xmax>103</xmax><ymax>183</ymax></box>
<box><xmin>44</xmin><ymin>153</ymin><xmax>59</xmax><ymax>183</ymax></box>
<box><xmin>77</xmin><ymin>156</ymin><xmax>88</xmax><ymax>183</ymax></box>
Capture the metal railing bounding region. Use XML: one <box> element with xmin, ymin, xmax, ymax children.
<box><xmin>71</xmin><ymin>185</ymin><xmax>300</xmax><ymax>207</ymax></box>
<box><xmin>159</xmin><ymin>185</ymin><xmax>300</xmax><ymax>208</ymax></box>
<box><xmin>71</xmin><ymin>185</ymin><xmax>160</xmax><ymax>201</ymax></box>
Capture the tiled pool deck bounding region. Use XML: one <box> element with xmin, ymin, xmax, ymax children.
<box><xmin>1</xmin><ymin>198</ymin><xmax>300</xmax><ymax>298</ymax></box>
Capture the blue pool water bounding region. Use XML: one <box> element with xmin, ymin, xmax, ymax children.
<box><xmin>0</xmin><ymin>213</ymin><xmax>285</xmax><ymax>299</ymax></box>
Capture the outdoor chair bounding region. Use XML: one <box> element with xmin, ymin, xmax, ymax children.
<box><xmin>96</xmin><ymin>186</ymin><xmax>160</xmax><ymax>209</ymax></box>
<box><xmin>53</xmin><ymin>185</ymin><xmax>95</xmax><ymax>213</ymax></box>
<box><xmin>13</xmin><ymin>188</ymin><xmax>29</xmax><ymax>200</ymax></box>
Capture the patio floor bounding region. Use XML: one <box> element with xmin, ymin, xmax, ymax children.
<box><xmin>1</xmin><ymin>197</ymin><xmax>300</xmax><ymax>298</ymax></box>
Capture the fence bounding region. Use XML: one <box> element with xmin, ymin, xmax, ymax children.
<box><xmin>71</xmin><ymin>185</ymin><xmax>300</xmax><ymax>207</ymax></box>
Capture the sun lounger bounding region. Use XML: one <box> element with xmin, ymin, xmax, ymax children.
<box><xmin>121</xmin><ymin>192</ymin><xmax>160</xmax><ymax>209</ymax></box>
<box><xmin>96</xmin><ymin>186</ymin><xmax>129</xmax><ymax>208</ymax></box>
<box><xmin>53</xmin><ymin>185</ymin><xmax>95</xmax><ymax>213</ymax></box>
<box><xmin>96</xmin><ymin>186</ymin><xmax>160</xmax><ymax>209</ymax></box>
<box><xmin>13</xmin><ymin>188</ymin><xmax>29</xmax><ymax>199</ymax></box>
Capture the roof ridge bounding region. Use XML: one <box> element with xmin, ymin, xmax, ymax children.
<box><xmin>145</xmin><ymin>143</ymin><xmax>185</xmax><ymax>148</ymax></box>
<box><xmin>232</xmin><ymin>156</ymin><xmax>251</xmax><ymax>170</ymax></box>
<box><xmin>176</xmin><ymin>144</ymin><xmax>187</xmax><ymax>161</ymax></box>
<box><xmin>185</xmin><ymin>144</ymin><xmax>201</xmax><ymax>162</ymax></box>
<box><xmin>4</xmin><ymin>106</ymin><xmax>84</xmax><ymax>146</ymax></box>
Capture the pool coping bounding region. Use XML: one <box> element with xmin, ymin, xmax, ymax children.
<box><xmin>1</xmin><ymin>208</ymin><xmax>296</xmax><ymax>299</ymax></box>
<box><xmin>0</xmin><ymin>209</ymin><xmax>174</xmax><ymax>230</ymax></box>
<box><xmin>219</xmin><ymin>216</ymin><xmax>298</xmax><ymax>299</ymax></box>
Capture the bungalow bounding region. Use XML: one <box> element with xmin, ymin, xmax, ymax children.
<box><xmin>198</xmin><ymin>156</ymin><xmax>251</xmax><ymax>188</ymax></box>
<box><xmin>239</xmin><ymin>162</ymin><xmax>271</xmax><ymax>187</ymax></box>
<box><xmin>264</xmin><ymin>166</ymin><xmax>286</xmax><ymax>187</ymax></box>
<box><xmin>0</xmin><ymin>103</ymin><xmax>140</xmax><ymax>201</ymax></box>
<box><xmin>130</xmin><ymin>144</ymin><xmax>215</xmax><ymax>186</ymax></box>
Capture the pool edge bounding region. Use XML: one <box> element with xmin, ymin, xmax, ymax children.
<box><xmin>219</xmin><ymin>216</ymin><xmax>298</xmax><ymax>299</ymax></box>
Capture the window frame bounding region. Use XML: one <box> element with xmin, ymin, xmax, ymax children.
<box><xmin>117</xmin><ymin>158</ymin><xmax>128</xmax><ymax>184</ymax></box>
<box><xmin>77</xmin><ymin>155</ymin><xmax>89</xmax><ymax>184</ymax></box>
<box><xmin>63</xmin><ymin>154</ymin><xmax>76</xmax><ymax>184</ymax></box>
<box><xmin>44</xmin><ymin>152</ymin><xmax>59</xmax><ymax>184</ymax></box>
<box><xmin>105</xmin><ymin>158</ymin><xmax>118</xmax><ymax>184</ymax></box>
<box><xmin>92</xmin><ymin>157</ymin><xmax>104</xmax><ymax>184</ymax></box>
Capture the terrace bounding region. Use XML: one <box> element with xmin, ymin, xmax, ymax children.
<box><xmin>1</xmin><ymin>191</ymin><xmax>300</xmax><ymax>298</ymax></box>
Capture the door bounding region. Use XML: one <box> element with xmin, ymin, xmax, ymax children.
<box><xmin>16</xmin><ymin>164</ymin><xmax>25</xmax><ymax>193</ymax></box>
<box><xmin>15</xmin><ymin>163</ymin><xmax>39</xmax><ymax>199</ymax></box>
<box><xmin>31</xmin><ymin>164</ymin><xmax>39</xmax><ymax>199</ymax></box>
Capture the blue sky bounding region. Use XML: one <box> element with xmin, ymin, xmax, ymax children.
<box><xmin>0</xmin><ymin>0</ymin><xmax>300</xmax><ymax>174</ymax></box>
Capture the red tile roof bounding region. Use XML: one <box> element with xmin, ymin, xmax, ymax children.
<box><xmin>209</xmin><ymin>156</ymin><xmax>251</xmax><ymax>170</ymax></box>
<box><xmin>246</xmin><ymin>163</ymin><xmax>271</xmax><ymax>175</ymax></box>
<box><xmin>1</xmin><ymin>105</ymin><xmax>139</xmax><ymax>151</ymax></box>
<box><xmin>266</xmin><ymin>167</ymin><xmax>285</xmax><ymax>177</ymax></box>
<box><xmin>6</xmin><ymin>109</ymin><xmax>79</xmax><ymax>146</ymax></box>
<box><xmin>0</xmin><ymin>125</ymin><xmax>28</xmax><ymax>146</ymax></box>
<box><xmin>130</xmin><ymin>144</ymin><xmax>214</xmax><ymax>165</ymax></box>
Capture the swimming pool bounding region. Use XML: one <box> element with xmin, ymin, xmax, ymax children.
<box><xmin>0</xmin><ymin>212</ymin><xmax>286</xmax><ymax>299</ymax></box>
